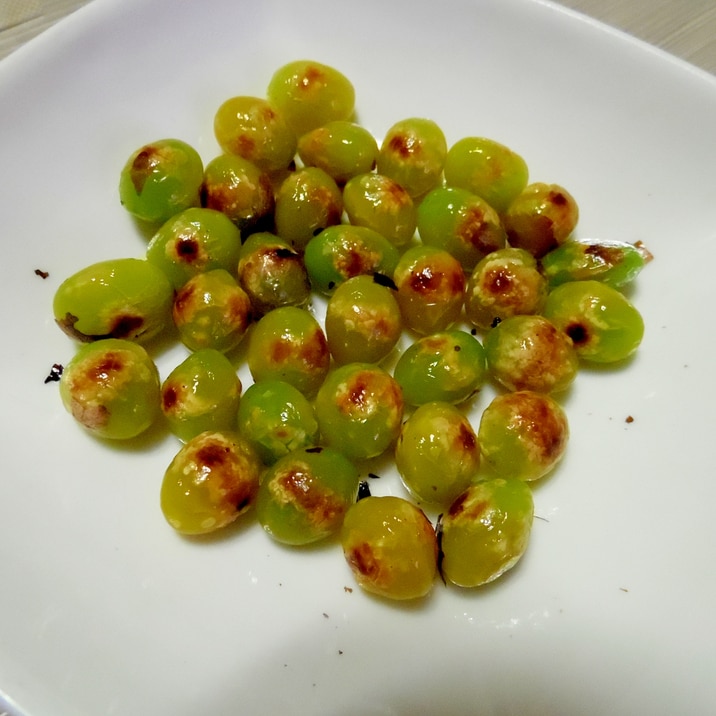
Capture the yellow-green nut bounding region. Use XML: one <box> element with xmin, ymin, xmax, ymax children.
<box><xmin>59</xmin><ymin>338</ymin><xmax>161</xmax><ymax>440</ymax></box>
<box><xmin>118</xmin><ymin>138</ymin><xmax>203</xmax><ymax>225</ymax></box>
<box><xmin>440</xmin><ymin>478</ymin><xmax>534</xmax><ymax>588</ymax></box>
<box><xmin>160</xmin><ymin>430</ymin><xmax>262</xmax><ymax>535</ymax></box>
<box><xmin>172</xmin><ymin>269</ymin><xmax>252</xmax><ymax>353</ymax></box>
<box><xmin>161</xmin><ymin>349</ymin><xmax>242</xmax><ymax>443</ymax></box>
<box><xmin>53</xmin><ymin>257</ymin><xmax>174</xmax><ymax>344</ymax></box>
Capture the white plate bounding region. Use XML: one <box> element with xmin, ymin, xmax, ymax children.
<box><xmin>2</xmin><ymin>0</ymin><xmax>716</xmax><ymax>714</ymax></box>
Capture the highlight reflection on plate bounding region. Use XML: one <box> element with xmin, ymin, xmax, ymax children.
<box><xmin>1</xmin><ymin>0</ymin><xmax>715</xmax><ymax>714</ymax></box>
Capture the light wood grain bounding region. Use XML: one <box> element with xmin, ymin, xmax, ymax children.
<box><xmin>558</xmin><ymin>0</ymin><xmax>716</xmax><ymax>75</ymax></box>
<box><xmin>0</xmin><ymin>0</ymin><xmax>92</xmax><ymax>59</ymax></box>
<box><xmin>1</xmin><ymin>0</ymin><xmax>716</xmax><ymax>76</ymax></box>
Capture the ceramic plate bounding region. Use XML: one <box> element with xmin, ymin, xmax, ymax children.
<box><xmin>1</xmin><ymin>0</ymin><xmax>715</xmax><ymax>713</ymax></box>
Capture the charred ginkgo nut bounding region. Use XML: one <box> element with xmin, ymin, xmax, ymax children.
<box><xmin>478</xmin><ymin>390</ymin><xmax>569</xmax><ymax>481</ymax></box>
<box><xmin>236</xmin><ymin>380</ymin><xmax>319</xmax><ymax>465</ymax></box>
<box><xmin>393</xmin><ymin>330</ymin><xmax>488</xmax><ymax>406</ymax></box>
<box><xmin>59</xmin><ymin>338</ymin><xmax>160</xmax><ymax>440</ymax></box>
<box><xmin>237</xmin><ymin>232</ymin><xmax>311</xmax><ymax>316</ymax></box>
<box><xmin>417</xmin><ymin>186</ymin><xmax>506</xmax><ymax>272</ymax></box>
<box><xmin>173</xmin><ymin>269</ymin><xmax>252</xmax><ymax>353</ymax></box>
<box><xmin>119</xmin><ymin>138</ymin><xmax>203</xmax><ymax>224</ymax></box>
<box><xmin>341</xmin><ymin>495</ymin><xmax>438</xmax><ymax>600</ymax></box>
<box><xmin>303</xmin><ymin>224</ymin><xmax>401</xmax><ymax>295</ymax></box>
<box><xmin>256</xmin><ymin>447</ymin><xmax>359</xmax><ymax>545</ymax></box>
<box><xmin>540</xmin><ymin>238</ymin><xmax>650</xmax><ymax>289</ymax></box>
<box><xmin>484</xmin><ymin>314</ymin><xmax>579</xmax><ymax>393</ymax></box>
<box><xmin>247</xmin><ymin>306</ymin><xmax>330</xmax><ymax>396</ymax></box>
<box><xmin>314</xmin><ymin>363</ymin><xmax>404</xmax><ymax>460</ymax></box>
<box><xmin>342</xmin><ymin>172</ymin><xmax>417</xmax><ymax>248</ymax></box>
<box><xmin>201</xmin><ymin>154</ymin><xmax>275</xmax><ymax>234</ymax></box>
<box><xmin>440</xmin><ymin>479</ymin><xmax>534</xmax><ymax>588</ymax></box>
<box><xmin>146</xmin><ymin>207</ymin><xmax>242</xmax><ymax>291</ymax></box>
<box><xmin>324</xmin><ymin>274</ymin><xmax>402</xmax><ymax>365</ymax></box>
<box><xmin>160</xmin><ymin>348</ymin><xmax>242</xmax><ymax>443</ymax></box>
<box><xmin>160</xmin><ymin>430</ymin><xmax>262</xmax><ymax>535</ymax></box>
<box><xmin>274</xmin><ymin>167</ymin><xmax>343</xmax><ymax>251</ymax></box>
<box><xmin>213</xmin><ymin>95</ymin><xmax>297</xmax><ymax>173</ymax></box>
<box><xmin>464</xmin><ymin>247</ymin><xmax>547</xmax><ymax>330</ymax></box>
<box><xmin>395</xmin><ymin>402</ymin><xmax>480</xmax><ymax>506</ymax></box>
<box><xmin>53</xmin><ymin>257</ymin><xmax>174</xmax><ymax>344</ymax></box>
<box><xmin>297</xmin><ymin>120</ymin><xmax>378</xmax><ymax>184</ymax></box>
<box><xmin>393</xmin><ymin>245</ymin><xmax>465</xmax><ymax>335</ymax></box>
<box><xmin>443</xmin><ymin>136</ymin><xmax>529</xmax><ymax>214</ymax></box>
<box><xmin>502</xmin><ymin>182</ymin><xmax>579</xmax><ymax>258</ymax></box>
<box><xmin>267</xmin><ymin>60</ymin><xmax>355</xmax><ymax>137</ymax></box>
<box><xmin>542</xmin><ymin>280</ymin><xmax>645</xmax><ymax>363</ymax></box>
<box><xmin>376</xmin><ymin>117</ymin><xmax>447</xmax><ymax>198</ymax></box>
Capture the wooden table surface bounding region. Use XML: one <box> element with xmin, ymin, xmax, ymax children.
<box><xmin>2</xmin><ymin>0</ymin><xmax>716</xmax><ymax>75</ymax></box>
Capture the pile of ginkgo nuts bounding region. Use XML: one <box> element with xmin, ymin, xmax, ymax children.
<box><xmin>52</xmin><ymin>59</ymin><xmax>649</xmax><ymax>602</ymax></box>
